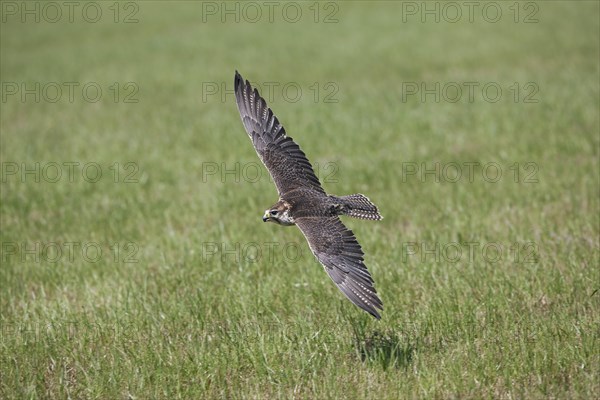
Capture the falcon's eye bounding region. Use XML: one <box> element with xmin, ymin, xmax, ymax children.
<box><xmin>270</xmin><ymin>210</ymin><xmax>278</xmax><ymax>216</ymax></box>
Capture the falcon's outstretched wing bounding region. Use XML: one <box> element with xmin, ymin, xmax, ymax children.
<box><xmin>234</xmin><ymin>71</ymin><xmax>325</xmax><ymax>195</ymax></box>
<box><xmin>295</xmin><ymin>216</ymin><xmax>383</xmax><ymax>319</ymax></box>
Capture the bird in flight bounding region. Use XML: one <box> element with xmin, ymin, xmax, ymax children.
<box><xmin>234</xmin><ymin>71</ymin><xmax>384</xmax><ymax>319</ymax></box>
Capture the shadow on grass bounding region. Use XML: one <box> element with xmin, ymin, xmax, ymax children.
<box><xmin>354</xmin><ymin>330</ymin><xmax>415</xmax><ymax>370</ymax></box>
<box><xmin>346</xmin><ymin>312</ymin><xmax>415</xmax><ymax>370</ymax></box>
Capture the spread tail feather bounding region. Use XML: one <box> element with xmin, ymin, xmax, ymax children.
<box><xmin>339</xmin><ymin>194</ymin><xmax>382</xmax><ymax>220</ymax></box>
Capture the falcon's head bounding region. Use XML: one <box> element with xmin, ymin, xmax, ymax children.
<box><xmin>263</xmin><ymin>201</ymin><xmax>295</xmax><ymax>226</ymax></box>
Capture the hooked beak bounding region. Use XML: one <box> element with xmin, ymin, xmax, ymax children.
<box><xmin>262</xmin><ymin>211</ymin><xmax>270</xmax><ymax>222</ymax></box>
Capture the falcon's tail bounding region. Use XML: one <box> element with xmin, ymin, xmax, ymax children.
<box><xmin>339</xmin><ymin>194</ymin><xmax>383</xmax><ymax>221</ymax></box>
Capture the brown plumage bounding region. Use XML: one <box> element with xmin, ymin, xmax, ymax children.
<box><xmin>234</xmin><ymin>71</ymin><xmax>383</xmax><ymax>319</ymax></box>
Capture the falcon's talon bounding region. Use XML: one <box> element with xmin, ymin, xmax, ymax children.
<box><xmin>234</xmin><ymin>71</ymin><xmax>384</xmax><ymax>319</ymax></box>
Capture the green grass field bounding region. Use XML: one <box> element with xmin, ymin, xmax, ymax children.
<box><xmin>1</xmin><ymin>1</ymin><xmax>598</xmax><ymax>398</ymax></box>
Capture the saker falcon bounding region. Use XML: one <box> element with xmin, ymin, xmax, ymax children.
<box><xmin>234</xmin><ymin>71</ymin><xmax>384</xmax><ymax>319</ymax></box>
